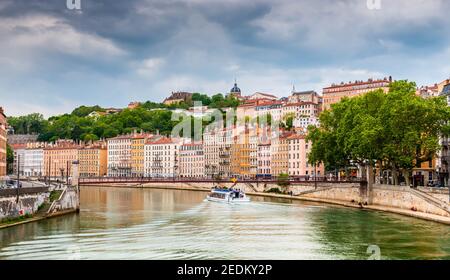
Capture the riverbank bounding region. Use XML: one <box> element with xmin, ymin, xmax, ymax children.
<box><xmin>0</xmin><ymin>209</ymin><xmax>78</xmax><ymax>230</ymax></box>
<box><xmin>81</xmin><ymin>183</ymin><xmax>450</xmax><ymax>226</ymax></box>
<box><xmin>249</xmin><ymin>192</ymin><xmax>450</xmax><ymax>225</ymax></box>
<box><xmin>0</xmin><ymin>187</ymin><xmax>80</xmax><ymax>229</ymax></box>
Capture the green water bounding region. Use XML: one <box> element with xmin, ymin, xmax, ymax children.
<box><xmin>0</xmin><ymin>186</ymin><xmax>449</xmax><ymax>260</ymax></box>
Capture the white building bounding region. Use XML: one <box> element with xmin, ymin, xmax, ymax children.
<box><xmin>257</xmin><ymin>142</ymin><xmax>271</xmax><ymax>178</ymax></box>
<box><xmin>179</xmin><ymin>142</ymin><xmax>205</xmax><ymax>178</ymax></box>
<box><xmin>144</xmin><ymin>137</ymin><xmax>179</xmax><ymax>178</ymax></box>
<box><xmin>255</xmin><ymin>100</ymin><xmax>283</xmax><ymax>123</ymax></box>
<box><xmin>203</xmin><ymin>127</ymin><xmax>233</xmax><ymax>178</ymax></box>
<box><xmin>12</xmin><ymin>145</ymin><xmax>26</xmax><ymax>176</ymax></box>
<box><xmin>288</xmin><ymin>90</ymin><xmax>322</xmax><ymax>104</ymax></box>
<box><xmin>282</xmin><ymin>102</ymin><xmax>321</xmax><ymax>129</ymax></box>
<box><xmin>23</xmin><ymin>147</ymin><xmax>45</xmax><ymax>177</ymax></box>
<box><xmin>107</xmin><ymin>134</ymin><xmax>133</xmax><ymax>177</ymax></box>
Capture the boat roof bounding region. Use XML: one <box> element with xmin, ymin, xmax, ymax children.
<box><xmin>212</xmin><ymin>189</ymin><xmax>233</xmax><ymax>193</ymax></box>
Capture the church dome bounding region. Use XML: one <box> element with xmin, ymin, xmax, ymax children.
<box><xmin>230</xmin><ymin>82</ymin><xmax>241</xmax><ymax>94</ymax></box>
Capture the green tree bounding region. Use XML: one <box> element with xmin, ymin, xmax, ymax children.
<box><xmin>7</xmin><ymin>113</ymin><xmax>48</xmax><ymax>134</ymax></box>
<box><xmin>6</xmin><ymin>144</ymin><xmax>14</xmax><ymax>175</ymax></box>
<box><xmin>307</xmin><ymin>80</ymin><xmax>450</xmax><ymax>185</ymax></box>
<box><xmin>277</xmin><ymin>173</ymin><xmax>290</xmax><ymax>192</ymax></box>
<box><xmin>71</xmin><ymin>105</ymin><xmax>105</xmax><ymax>117</ymax></box>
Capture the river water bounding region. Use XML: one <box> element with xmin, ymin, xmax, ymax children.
<box><xmin>0</xmin><ymin>186</ymin><xmax>449</xmax><ymax>260</ymax></box>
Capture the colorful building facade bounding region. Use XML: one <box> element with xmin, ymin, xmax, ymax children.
<box><xmin>0</xmin><ymin>107</ymin><xmax>7</xmax><ymax>178</ymax></box>
<box><xmin>144</xmin><ymin>137</ymin><xmax>179</xmax><ymax>178</ymax></box>
<box><xmin>79</xmin><ymin>142</ymin><xmax>108</xmax><ymax>177</ymax></box>
<box><xmin>179</xmin><ymin>142</ymin><xmax>205</xmax><ymax>178</ymax></box>
<box><xmin>43</xmin><ymin>140</ymin><xmax>81</xmax><ymax>178</ymax></box>
<box><xmin>322</xmin><ymin>77</ymin><xmax>392</xmax><ymax>110</ymax></box>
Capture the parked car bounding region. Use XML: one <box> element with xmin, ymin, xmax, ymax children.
<box><xmin>427</xmin><ymin>180</ymin><xmax>444</xmax><ymax>188</ymax></box>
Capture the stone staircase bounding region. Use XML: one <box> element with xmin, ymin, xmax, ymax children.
<box><xmin>409</xmin><ymin>188</ymin><xmax>450</xmax><ymax>215</ymax></box>
<box><xmin>294</xmin><ymin>187</ymin><xmax>334</xmax><ymax>196</ymax></box>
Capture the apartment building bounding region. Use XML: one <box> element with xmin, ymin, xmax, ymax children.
<box><xmin>287</xmin><ymin>134</ymin><xmax>324</xmax><ymax>177</ymax></box>
<box><xmin>231</xmin><ymin>126</ymin><xmax>258</xmax><ymax>179</ymax></box>
<box><xmin>271</xmin><ymin>131</ymin><xmax>292</xmax><ymax>177</ymax></box>
<box><xmin>79</xmin><ymin>142</ymin><xmax>108</xmax><ymax>177</ymax></box>
<box><xmin>438</xmin><ymin>78</ymin><xmax>450</xmax><ymax>187</ymax></box>
<box><xmin>144</xmin><ymin>137</ymin><xmax>179</xmax><ymax>178</ymax></box>
<box><xmin>107</xmin><ymin>134</ymin><xmax>133</xmax><ymax>177</ymax></box>
<box><xmin>43</xmin><ymin>140</ymin><xmax>81</xmax><ymax>178</ymax></box>
<box><xmin>203</xmin><ymin>127</ymin><xmax>233</xmax><ymax>178</ymax></box>
<box><xmin>131</xmin><ymin>132</ymin><xmax>154</xmax><ymax>177</ymax></box>
<box><xmin>257</xmin><ymin>130</ymin><xmax>271</xmax><ymax>178</ymax></box>
<box><xmin>11</xmin><ymin>144</ymin><xmax>26</xmax><ymax>176</ymax></box>
<box><xmin>22</xmin><ymin>142</ymin><xmax>47</xmax><ymax>177</ymax></box>
<box><xmin>322</xmin><ymin>77</ymin><xmax>392</xmax><ymax>110</ymax></box>
<box><xmin>179</xmin><ymin>142</ymin><xmax>205</xmax><ymax>178</ymax></box>
<box><xmin>0</xmin><ymin>107</ymin><xmax>6</xmax><ymax>178</ymax></box>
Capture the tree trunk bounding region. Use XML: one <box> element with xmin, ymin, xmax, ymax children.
<box><xmin>360</xmin><ymin>164</ymin><xmax>367</xmax><ymax>181</ymax></box>
<box><xmin>402</xmin><ymin>170</ymin><xmax>411</xmax><ymax>187</ymax></box>
<box><xmin>392</xmin><ymin>169</ymin><xmax>399</xmax><ymax>186</ymax></box>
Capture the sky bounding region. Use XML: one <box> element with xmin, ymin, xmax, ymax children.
<box><xmin>1</xmin><ymin>0</ymin><xmax>450</xmax><ymax>117</ymax></box>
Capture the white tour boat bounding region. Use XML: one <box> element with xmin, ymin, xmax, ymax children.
<box><xmin>206</xmin><ymin>187</ymin><xmax>251</xmax><ymax>203</ymax></box>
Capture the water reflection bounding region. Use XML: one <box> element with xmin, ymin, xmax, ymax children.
<box><xmin>0</xmin><ymin>186</ymin><xmax>449</xmax><ymax>260</ymax></box>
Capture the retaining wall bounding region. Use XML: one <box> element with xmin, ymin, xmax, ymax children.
<box><xmin>0</xmin><ymin>188</ymin><xmax>49</xmax><ymax>221</ymax></box>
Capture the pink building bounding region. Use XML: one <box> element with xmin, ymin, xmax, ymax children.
<box><xmin>287</xmin><ymin>134</ymin><xmax>324</xmax><ymax>178</ymax></box>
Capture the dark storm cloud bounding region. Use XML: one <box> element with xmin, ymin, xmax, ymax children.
<box><xmin>1</xmin><ymin>0</ymin><xmax>450</xmax><ymax>116</ymax></box>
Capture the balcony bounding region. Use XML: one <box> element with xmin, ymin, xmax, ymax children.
<box><xmin>219</xmin><ymin>153</ymin><xmax>230</xmax><ymax>158</ymax></box>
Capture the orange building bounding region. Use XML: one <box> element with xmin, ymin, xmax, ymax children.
<box><xmin>131</xmin><ymin>132</ymin><xmax>154</xmax><ymax>177</ymax></box>
<box><xmin>322</xmin><ymin>77</ymin><xmax>392</xmax><ymax>110</ymax></box>
<box><xmin>0</xmin><ymin>107</ymin><xmax>6</xmax><ymax>178</ymax></box>
<box><xmin>78</xmin><ymin>142</ymin><xmax>108</xmax><ymax>177</ymax></box>
<box><xmin>230</xmin><ymin>126</ymin><xmax>258</xmax><ymax>179</ymax></box>
<box><xmin>43</xmin><ymin>140</ymin><xmax>81</xmax><ymax>179</ymax></box>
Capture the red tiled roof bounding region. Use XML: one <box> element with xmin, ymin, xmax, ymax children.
<box><xmin>283</xmin><ymin>102</ymin><xmax>317</xmax><ymax>107</ymax></box>
<box><xmin>249</xmin><ymin>92</ymin><xmax>278</xmax><ymax>99</ymax></box>
<box><xmin>131</xmin><ymin>133</ymin><xmax>153</xmax><ymax>139</ymax></box>
<box><xmin>323</xmin><ymin>78</ymin><xmax>391</xmax><ymax>90</ymax></box>
<box><xmin>10</xmin><ymin>143</ymin><xmax>27</xmax><ymax>150</ymax></box>
<box><xmin>287</xmin><ymin>134</ymin><xmax>306</xmax><ymax>140</ymax></box>
<box><xmin>146</xmin><ymin>137</ymin><xmax>175</xmax><ymax>145</ymax></box>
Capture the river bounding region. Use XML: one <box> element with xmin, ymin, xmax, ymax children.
<box><xmin>0</xmin><ymin>186</ymin><xmax>449</xmax><ymax>260</ymax></box>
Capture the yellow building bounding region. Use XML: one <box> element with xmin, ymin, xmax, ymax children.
<box><xmin>231</xmin><ymin>126</ymin><xmax>258</xmax><ymax>179</ymax></box>
<box><xmin>131</xmin><ymin>133</ymin><xmax>154</xmax><ymax>177</ymax></box>
<box><xmin>43</xmin><ymin>140</ymin><xmax>81</xmax><ymax>179</ymax></box>
<box><xmin>78</xmin><ymin>142</ymin><xmax>108</xmax><ymax>177</ymax></box>
<box><xmin>271</xmin><ymin>131</ymin><xmax>292</xmax><ymax>177</ymax></box>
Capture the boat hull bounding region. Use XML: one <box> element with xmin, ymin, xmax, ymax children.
<box><xmin>206</xmin><ymin>195</ymin><xmax>251</xmax><ymax>204</ymax></box>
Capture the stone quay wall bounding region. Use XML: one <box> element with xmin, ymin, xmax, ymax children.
<box><xmin>0</xmin><ymin>187</ymin><xmax>49</xmax><ymax>221</ymax></box>
<box><xmin>47</xmin><ymin>187</ymin><xmax>79</xmax><ymax>214</ymax></box>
